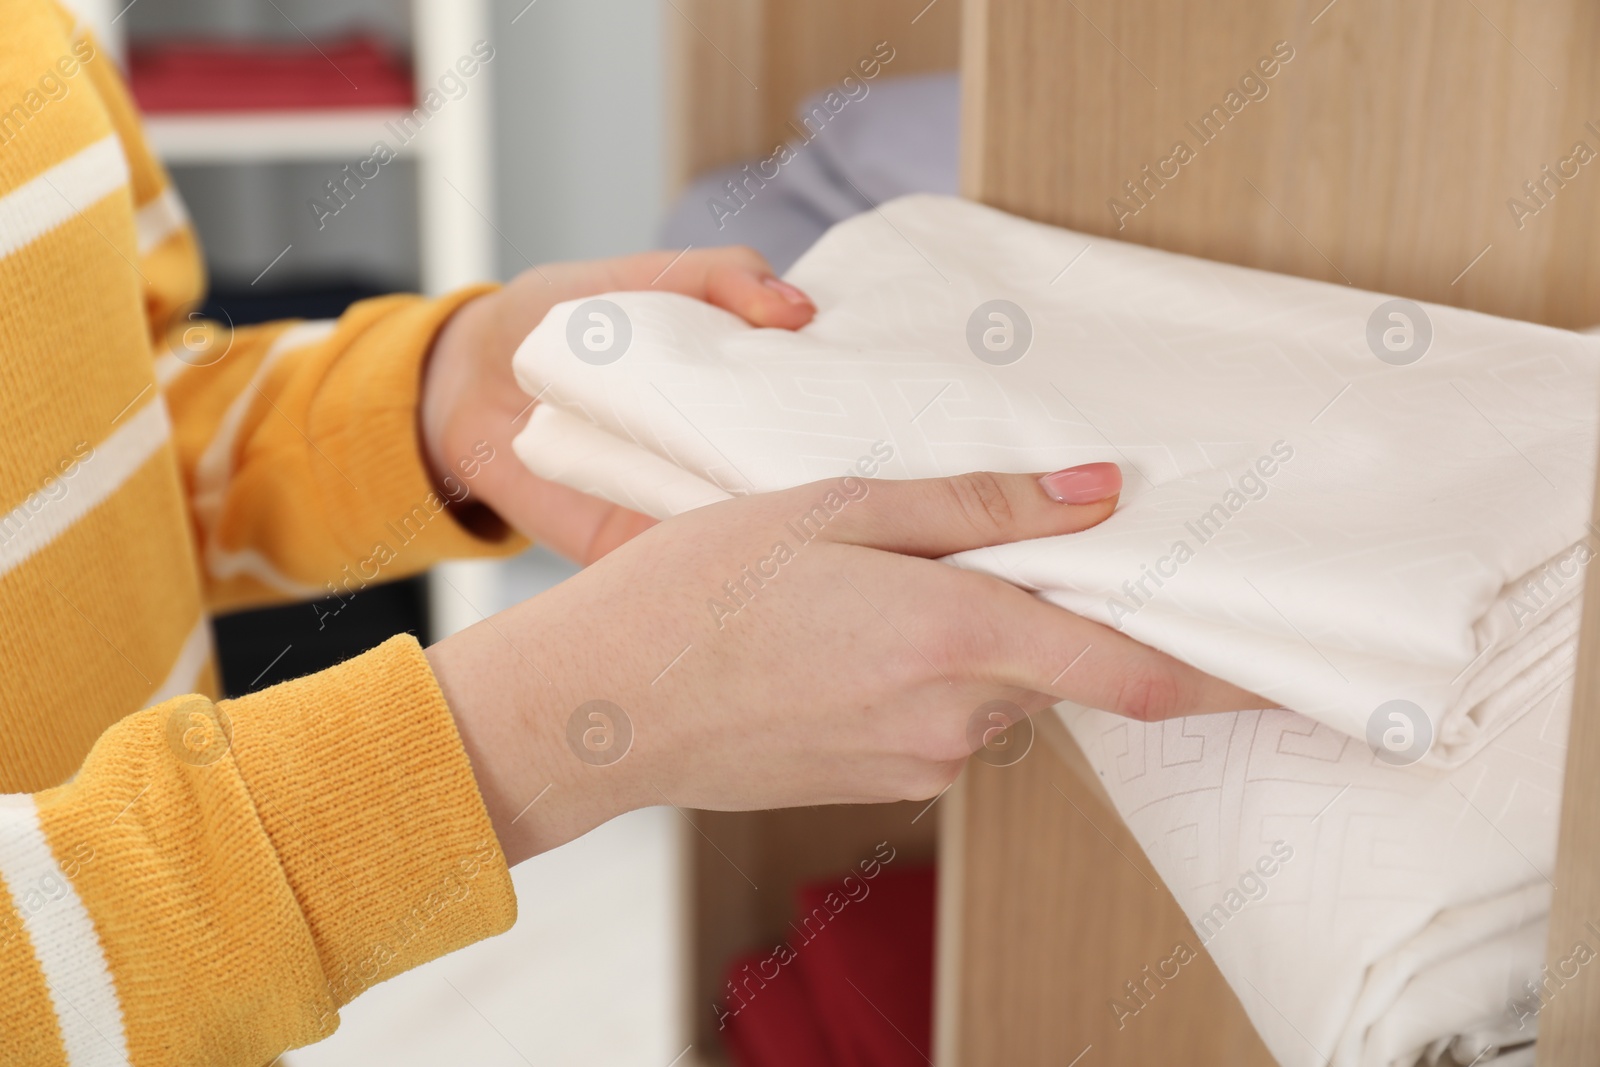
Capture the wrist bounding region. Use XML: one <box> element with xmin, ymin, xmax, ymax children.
<box><xmin>420</xmin><ymin>291</ymin><xmax>511</xmax><ymax>535</ymax></box>
<box><xmin>425</xmin><ymin>606</ymin><xmax>639</xmax><ymax>866</ymax></box>
<box><xmin>420</xmin><ymin>290</ymin><xmax>497</xmax><ymax>477</ymax></box>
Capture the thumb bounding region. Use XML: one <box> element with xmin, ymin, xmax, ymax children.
<box><xmin>801</xmin><ymin>463</ymin><xmax>1123</xmax><ymax>558</ymax></box>
<box><xmin>702</xmin><ymin>260</ymin><xmax>816</xmax><ymax>330</ymax></box>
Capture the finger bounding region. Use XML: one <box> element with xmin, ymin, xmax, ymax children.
<box><xmin>472</xmin><ymin>456</ymin><xmax>657</xmax><ymax>564</ymax></box>
<box><xmin>965</xmin><ymin>574</ymin><xmax>1266</xmax><ymax>720</ymax></box>
<box><xmin>800</xmin><ymin>464</ymin><xmax>1123</xmax><ymax>558</ymax></box>
<box><xmin>581</xmin><ymin>502</ymin><xmax>659</xmax><ymax>563</ymax></box>
<box><xmin>702</xmin><ymin>259</ymin><xmax>816</xmax><ymax>330</ymax></box>
<box><xmin>594</xmin><ymin>247</ymin><xmax>816</xmax><ymax>330</ymax></box>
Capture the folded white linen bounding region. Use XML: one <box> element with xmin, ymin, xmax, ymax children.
<box><xmin>510</xmin><ymin>195</ymin><xmax>1598</xmax><ymax>1065</ymax></box>
<box><xmin>514</xmin><ymin>195</ymin><xmax>1597</xmax><ymax>768</ymax></box>
<box><xmin>1056</xmin><ymin>690</ymin><xmax>1565</xmax><ymax>1067</ymax></box>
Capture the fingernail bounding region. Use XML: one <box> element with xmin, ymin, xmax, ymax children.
<box><xmin>1039</xmin><ymin>462</ymin><xmax>1122</xmax><ymax>505</ymax></box>
<box><xmin>763</xmin><ymin>276</ymin><xmax>814</xmax><ymax>307</ymax></box>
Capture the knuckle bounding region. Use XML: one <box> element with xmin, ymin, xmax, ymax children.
<box><xmin>891</xmin><ymin>761</ymin><xmax>964</xmax><ymax>803</ymax></box>
<box><xmin>1111</xmin><ymin>665</ymin><xmax>1186</xmax><ymax>722</ymax></box>
<box><xmin>939</xmin><ymin>730</ymin><xmax>977</xmax><ymax>764</ymax></box>
<box><xmin>721</xmin><ymin>244</ymin><xmax>769</xmax><ymax>271</ymax></box>
<box><xmin>907</xmin><ymin>721</ymin><xmax>972</xmax><ymax>766</ymax></box>
<box><xmin>920</xmin><ymin>619</ymin><xmax>981</xmax><ymax>680</ymax></box>
<box><xmin>945</xmin><ymin>471</ymin><xmax>1017</xmax><ymax>536</ymax></box>
<box><xmin>920</xmin><ymin>577</ymin><xmax>1002</xmax><ymax>676</ymax></box>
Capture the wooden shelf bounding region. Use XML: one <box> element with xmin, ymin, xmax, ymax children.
<box><xmin>143</xmin><ymin>108</ymin><xmax>422</xmax><ymax>164</ymax></box>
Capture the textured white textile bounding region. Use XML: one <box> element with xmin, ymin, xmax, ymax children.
<box><xmin>512</xmin><ymin>195</ymin><xmax>1598</xmax><ymax>1065</ymax></box>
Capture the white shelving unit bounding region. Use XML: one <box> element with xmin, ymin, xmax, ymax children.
<box><xmin>95</xmin><ymin>0</ymin><xmax>502</xmax><ymax>641</ymax></box>
<box><xmin>143</xmin><ymin>109</ymin><xmax>419</xmax><ymax>164</ymax></box>
<box><xmin>103</xmin><ymin>0</ymin><xmax>494</xmax><ymax>297</ymax></box>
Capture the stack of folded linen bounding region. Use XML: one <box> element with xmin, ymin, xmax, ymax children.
<box><xmin>511</xmin><ymin>195</ymin><xmax>1600</xmax><ymax>1067</ymax></box>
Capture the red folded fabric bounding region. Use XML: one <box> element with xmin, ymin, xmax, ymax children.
<box><xmin>128</xmin><ymin>35</ymin><xmax>414</xmax><ymax>113</ymax></box>
<box><xmin>794</xmin><ymin>865</ymin><xmax>935</xmax><ymax>1067</ymax></box>
<box><xmin>719</xmin><ymin>948</ymin><xmax>836</xmax><ymax>1067</ymax></box>
<box><xmin>722</xmin><ymin>864</ymin><xmax>935</xmax><ymax>1067</ymax></box>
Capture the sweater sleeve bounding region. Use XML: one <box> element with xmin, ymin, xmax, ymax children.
<box><xmin>73</xmin><ymin>8</ymin><xmax>525</xmax><ymax>614</ymax></box>
<box><xmin>0</xmin><ymin>635</ymin><xmax>518</xmax><ymax>1066</ymax></box>
<box><xmin>0</xmin><ymin>9</ymin><xmax>519</xmax><ymax>1064</ymax></box>
<box><xmin>164</xmin><ymin>291</ymin><xmax>527</xmax><ymax>614</ymax></box>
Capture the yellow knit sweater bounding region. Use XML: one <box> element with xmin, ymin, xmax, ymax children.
<box><xmin>2</xmin><ymin>4</ymin><xmax>523</xmax><ymax>1063</ymax></box>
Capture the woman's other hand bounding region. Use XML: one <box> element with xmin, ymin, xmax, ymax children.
<box><xmin>420</xmin><ymin>247</ymin><xmax>815</xmax><ymax>563</ymax></box>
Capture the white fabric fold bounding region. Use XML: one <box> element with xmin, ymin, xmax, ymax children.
<box><xmin>511</xmin><ymin>195</ymin><xmax>1598</xmax><ymax>1065</ymax></box>
<box><xmin>1056</xmin><ymin>693</ymin><xmax>1564</xmax><ymax>1067</ymax></box>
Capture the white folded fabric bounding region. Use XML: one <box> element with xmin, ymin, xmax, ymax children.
<box><xmin>1056</xmin><ymin>692</ymin><xmax>1565</xmax><ymax>1067</ymax></box>
<box><xmin>510</xmin><ymin>195</ymin><xmax>1599</xmax><ymax>1065</ymax></box>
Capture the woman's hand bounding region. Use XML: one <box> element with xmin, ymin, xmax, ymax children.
<box><xmin>426</xmin><ymin>465</ymin><xmax>1263</xmax><ymax>865</ymax></box>
<box><xmin>420</xmin><ymin>246</ymin><xmax>815</xmax><ymax>564</ymax></box>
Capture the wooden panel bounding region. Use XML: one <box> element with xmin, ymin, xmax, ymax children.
<box><xmin>687</xmin><ymin>802</ymin><xmax>939</xmax><ymax>1062</ymax></box>
<box><xmin>932</xmin><ymin>773</ymin><xmax>967</xmax><ymax>1065</ymax></box>
<box><xmin>663</xmin><ymin>0</ymin><xmax>765</xmax><ymax>196</ymax></box>
<box><xmin>1538</xmin><ymin>483</ymin><xmax>1600</xmax><ymax>1061</ymax></box>
<box><xmin>958</xmin><ymin>3</ymin><xmax>1600</xmax><ymax>1064</ymax></box>
<box><xmin>937</xmin><ymin>713</ymin><xmax>1276</xmax><ymax>1066</ymax></box>
<box><xmin>666</xmin><ymin>0</ymin><xmax>961</xmax><ymax>192</ymax></box>
<box><xmin>962</xmin><ymin>0</ymin><xmax>1600</xmax><ymax>328</ymax></box>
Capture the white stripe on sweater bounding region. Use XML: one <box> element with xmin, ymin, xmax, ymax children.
<box><xmin>0</xmin><ymin>795</ymin><xmax>129</xmax><ymax>1066</ymax></box>
<box><xmin>52</xmin><ymin>0</ymin><xmax>104</xmax><ymax>49</ymax></box>
<box><xmin>0</xmin><ymin>399</ymin><xmax>171</xmax><ymax>583</ymax></box>
<box><xmin>0</xmin><ymin>135</ymin><xmax>128</xmax><ymax>262</ymax></box>
<box><xmin>133</xmin><ymin>186</ymin><xmax>188</xmax><ymax>257</ymax></box>
<box><xmin>194</xmin><ymin>321</ymin><xmax>334</xmax><ymax>597</ymax></box>
<box><xmin>144</xmin><ymin>617</ymin><xmax>211</xmax><ymax>708</ymax></box>
<box><xmin>151</xmin><ymin>347</ymin><xmax>188</xmax><ymax>388</ymax></box>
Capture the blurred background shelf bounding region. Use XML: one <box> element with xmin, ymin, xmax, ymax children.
<box><xmin>143</xmin><ymin>109</ymin><xmax>421</xmax><ymax>162</ymax></box>
<box><xmin>87</xmin><ymin>0</ymin><xmax>500</xmax><ymax>639</ymax></box>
